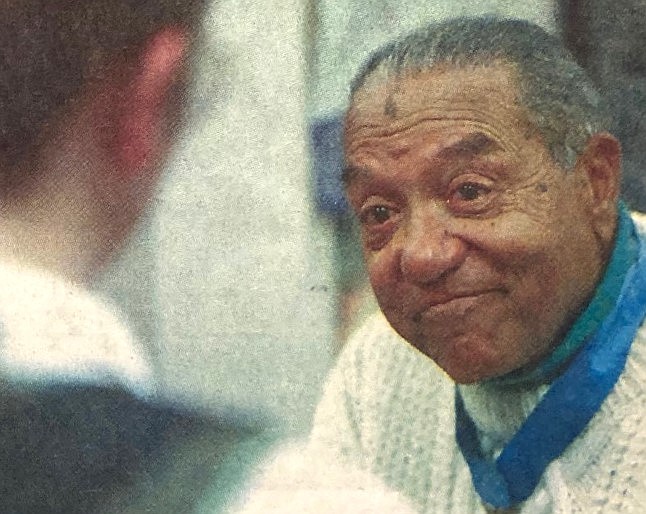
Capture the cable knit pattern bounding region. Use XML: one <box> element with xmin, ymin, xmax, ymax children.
<box><xmin>309</xmin><ymin>306</ymin><xmax>646</xmax><ymax>513</ymax></box>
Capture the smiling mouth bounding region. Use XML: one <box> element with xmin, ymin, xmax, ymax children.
<box><xmin>412</xmin><ymin>291</ymin><xmax>497</xmax><ymax>322</ymax></box>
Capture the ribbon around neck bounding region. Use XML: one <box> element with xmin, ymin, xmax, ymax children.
<box><xmin>456</xmin><ymin>215</ymin><xmax>646</xmax><ymax>509</ymax></box>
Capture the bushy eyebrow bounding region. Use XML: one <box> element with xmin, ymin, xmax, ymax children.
<box><xmin>434</xmin><ymin>131</ymin><xmax>502</xmax><ymax>160</ymax></box>
<box><xmin>342</xmin><ymin>165</ymin><xmax>369</xmax><ymax>186</ymax></box>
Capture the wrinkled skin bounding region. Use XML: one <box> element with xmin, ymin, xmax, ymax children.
<box><xmin>344</xmin><ymin>63</ymin><xmax>620</xmax><ymax>383</ymax></box>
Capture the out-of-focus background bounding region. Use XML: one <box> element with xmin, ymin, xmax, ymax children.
<box><xmin>93</xmin><ymin>0</ymin><xmax>646</xmax><ymax>510</ymax></box>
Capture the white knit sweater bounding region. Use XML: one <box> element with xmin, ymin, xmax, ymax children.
<box><xmin>309</xmin><ymin>311</ymin><xmax>646</xmax><ymax>513</ymax></box>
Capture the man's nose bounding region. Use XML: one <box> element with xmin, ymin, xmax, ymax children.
<box><xmin>399</xmin><ymin>212</ymin><xmax>466</xmax><ymax>286</ymax></box>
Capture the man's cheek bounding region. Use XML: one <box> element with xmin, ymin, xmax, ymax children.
<box><xmin>370</xmin><ymin>274</ymin><xmax>405</xmax><ymax>314</ymax></box>
<box><xmin>366</xmin><ymin>253</ymin><xmax>395</xmax><ymax>292</ymax></box>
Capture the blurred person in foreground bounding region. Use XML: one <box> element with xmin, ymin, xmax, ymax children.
<box><xmin>240</xmin><ymin>16</ymin><xmax>646</xmax><ymax>514</ymax></box>
<box><xmin>0</xmin><ymin>2</ymin><xmax>239</xmax><ymax>513</ymax></box>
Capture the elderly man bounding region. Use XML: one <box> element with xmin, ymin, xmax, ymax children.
<box><xmin>306</xmin><ymin>17</ymin><xmax>646</xmax><ymax>514</ymax></box>
<box><xmin>0</xmin><ymin>2</ymin><xmax>238</xmax><ymax>513</ymax></box>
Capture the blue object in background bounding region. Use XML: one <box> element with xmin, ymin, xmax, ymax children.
<box><xmin>310</xmin><ymin>114</ymin><xmax>350</xmax><ymax>217</ymax></box>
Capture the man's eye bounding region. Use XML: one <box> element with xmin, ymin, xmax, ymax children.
<box><xmin>361</xmin><ymin>205</ymin><xmax>392</xmax><ymax>225</ymax></box>
<box><xmin>447</xmin><ymin>178</ymin><xmax>495</xmax><ymax>215</ymax></box>
<box><xmin>358</xmin><ymin>204</ymin><xmax>399</xmax><ymax>250</ymax></box>
<box><xmin>455</xmin><ymin>182</ymin><xmax>490</xmax><ymax>201</ymax></box>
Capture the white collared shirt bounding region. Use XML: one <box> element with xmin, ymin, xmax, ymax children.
<box><xmin>0</xmin><ymin>261</ymin><xmax>154</xmax><ymax>397</ymax></box>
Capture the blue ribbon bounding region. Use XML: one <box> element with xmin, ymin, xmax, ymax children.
<box><xmin>456</xmin><ymin>214</ymin><xmax>646</xmax><ymax>509</ymax></box>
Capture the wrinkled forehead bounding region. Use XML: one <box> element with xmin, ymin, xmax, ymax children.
<box><xmin>344</xmin><ymin>63</ymin><xmax>536</xmax><ymax>149</ymax></box>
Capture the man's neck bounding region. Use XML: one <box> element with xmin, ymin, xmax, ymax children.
<box><xmin>0</xmin><ymin>203</ymin><xmax>105</xmax><ymax>284</ymax></box>
<box><xmin>0</xmin><ymin>101</ymin><xmax>144</xmax><ymax>284</ymax></box>
<box><xmin>0</xmin><ymin>149</ymin><xmax>118</xmax><ymax>284</ymax></box>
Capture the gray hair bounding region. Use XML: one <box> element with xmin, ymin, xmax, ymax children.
<box><xmin>351</xmin><ymin>17</ymin><xmax>609</xmax><ymax>169</ymax></box>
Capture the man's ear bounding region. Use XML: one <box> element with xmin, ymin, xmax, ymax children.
<box><xmin>114</xmin><ymin>26</ymin><xmax>190</xmax><ymax>177</ymax></box>
<box><xmin>576</xmin><ymin>132</ymin><xmax>622</xmax><ymax>241</ymax></box>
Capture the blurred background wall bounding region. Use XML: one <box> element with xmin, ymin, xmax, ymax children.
<box><xmin>564</xmin><ymin>0</ymin><xmax>646</xmax><ymax>210</ymax></box>
<box><xmin>309</xmin><ymin>0</ymin><xmax>557</xmax><ymax>118</ymax></box>
<box><xmin>92</xmin><ymin>0</ymin><xmax>646</xmax><ymax>510</ymax></box>
<box><xmin>98</xmin><ymin>0</ymin><xmax>337</xmax><ymax>435</ymax></box>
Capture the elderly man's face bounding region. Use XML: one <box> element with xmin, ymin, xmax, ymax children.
<box><xmin>344</xmin><ymin>64</ymin><xmax>613</xmax><ymax>383</ymax></box>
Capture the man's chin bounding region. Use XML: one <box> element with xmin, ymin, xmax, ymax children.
<box><xmin>432</xmin><ymin>358</ymin><xmax>498</xmax><ymax>384</ymax></box>
<box><xmin>442</xmin><ymin>366</ymin><xmax>496</xmax><ymax>385</ymax></box>
<box><xmin>410</xmin><ymin>334</ymin><xmax>512</xmax><ymax>384</ymax></box>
